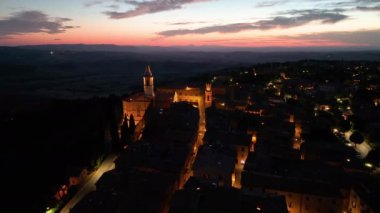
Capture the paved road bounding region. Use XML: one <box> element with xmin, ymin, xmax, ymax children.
<box><xmin>343</xmin><ymin>131</ymin><xmax>372</xmax><ymax>158</ymax></box>
<box><xmin>198</xmin><ymin>97</ymin><xmax>206</xmax><ymax>145</ymax></box>
<box><xmin>60</xmin><ymin>154</ymin><xmax>117</xmax><ymax>213</ymax></box>
<box><xmin>184</xmin><ymin>97</ymin><xmax>206</xmax><ymax>180</ymax></box>
<box><xmin>233</xmin><ymin>164</ymin><xmax>243</xmax><ymax>189</ymax></box>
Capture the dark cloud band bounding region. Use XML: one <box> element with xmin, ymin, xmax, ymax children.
<box><xmin>0</xmin><ymin>10</ymin><xmax>76</xmax><ymax>38</ymax></box>
<box><xmin>104</xmin><ymin>0</ymin><xmax>212</xmax><ymax>19</ymax></box>
<box><xmin>158</xmin><ymin>9</ymin><xmax>348</xmax><ymax>37</ymax></box>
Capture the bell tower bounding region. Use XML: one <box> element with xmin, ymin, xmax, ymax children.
<box><xmin>143</xmin><ymin>65</ymin><xmax>155</xmax><ymax>98</ymax></box>
<box><xmin>205</xmin><ymin>83</ymin><xmax>212</xmax><ymax>108</ymax></box>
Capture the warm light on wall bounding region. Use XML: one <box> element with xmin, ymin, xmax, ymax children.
<box><xmin>251</xmin><ymin>133</ymin><xmax>257</xmax><ymax>152</ymax></box>
<box><xmin>205</xmin><ymin>83</ymin><xmax>212</xmax><ymax>92</ymax></box>
<box><xmin>289</xmin><ymin>114</ymin><xmax>295</xmax><ymax>123</ymax></box>
<box><xmin>173</xmin><ymin>92</ymin><xmax>179</xmax><ymax>102</ymax></box>
<box><xmin>231</xmin><ymin>173</ymin><xmax>236</xmax><ymax>186</ymax></box>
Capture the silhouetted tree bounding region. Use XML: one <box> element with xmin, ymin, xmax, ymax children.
<box><xmin>110</xmin><ymin>120</ymin><xmax>121</xmax><ymax>152</ymax></box>
<box><xmin>129</xmin><ymin>114</ymin><xmax>136</xmax><ymax>143</ymax></box>
<box><xmin>129</xmin><ymin>114</ymin><xmax>136</xmax><ymax>132</ymax></box>
<box><xmin>338</xmin><ymin>119</ymin><xmax>351</xmax><ymax>132</ymax></box>
<box><xmin>120</xmin><ymin>114</ymin><xmax>129</xmax><ymax>146</ymax></box>
<box><xmin>366</xmin><ymin>149</ymin><xmax>380</xmax><ymax>165</ymax></box>
<box><xmin>350</xmin><ymin>131</ymin><xmax>364</xmax><ymax>145</ymax></box>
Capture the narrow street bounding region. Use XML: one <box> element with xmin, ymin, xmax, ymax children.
<box><xmin>186</xmin><ymin>97</ymin><xmax>206</xmax><ymax>180</ymax></box>
<box><xmin>198</xmin><ymin>97</ymin><xmax>206</xmax><ymax>147</ymax></box>
<box><xmin>233</xmin><ymin>164</ymin><xmax>243</xmax><ymax>189</ymax></box>
<box><xmin>60</xmin><ymin>154</ymin><xmax>117</xmax><ymax>213</ymax></box>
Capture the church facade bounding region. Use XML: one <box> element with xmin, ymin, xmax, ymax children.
<box><xmin>122</xmin><ymin>65</ymin><xmax>212</xmax><ymax>126</ymax></box>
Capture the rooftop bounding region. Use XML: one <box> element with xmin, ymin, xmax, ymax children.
<box><xmin>169</xmin><ymin>187</ymin><xmax>288</xmax><ymax>213</ymax></box>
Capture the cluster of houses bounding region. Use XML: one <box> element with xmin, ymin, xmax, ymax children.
<box><xmin>68</xmin><ymin>63</ymin><xmax>380</xmax><ymax>213</ymax></box>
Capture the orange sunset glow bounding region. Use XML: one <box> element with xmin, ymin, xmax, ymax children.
<box><xmin>0</xmin><ymin>0</ymin><xmax>380</xmax><ymax>48</ymax></box>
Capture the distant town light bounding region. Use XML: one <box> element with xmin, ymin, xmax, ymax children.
<box><xmin>240</xmin><ymin>160</ymin><xmax>245</xmax><ymax>165</ymax></box>
<box><xmin>333</xmin><ymin>128</ymin><xmax>339</xmax><ymax>134</ymax></box>
<box><xmin>196</xmin><ymin>187</ymin><xmax>200</xmax><ymax>191</ymax></box>
<box><xmin>346</xmin><ymin>158</ymin><xmax>351</xmax><ymax>162</ymax></box>
<box><xmin>365</xmin><ymin>163</ymin><xmax>373</xmax><ymax>168</ymax></box>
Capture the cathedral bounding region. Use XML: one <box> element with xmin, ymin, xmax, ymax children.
<box><xmin>122</xmin><ymin>65</ymin><xmax>212</xmax><ymax>127</ymax></box>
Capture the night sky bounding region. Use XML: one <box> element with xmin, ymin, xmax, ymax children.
<box><xmin>0</xmin><ymin>0</ymin><xmax>380</xmax><ymax>48</ymax></box>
